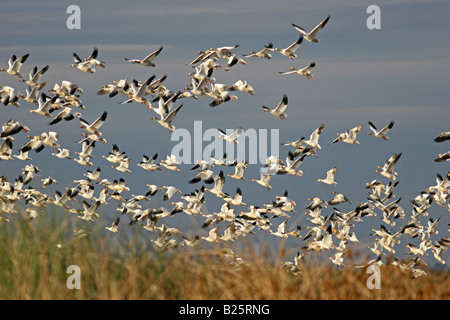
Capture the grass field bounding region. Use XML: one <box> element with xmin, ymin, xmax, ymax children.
<box><xmin>0</xmin><ymin>212</ymin><xmax>448</xmax><ymax>300</ymax></box>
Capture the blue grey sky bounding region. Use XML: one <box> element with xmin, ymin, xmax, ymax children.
<box><xmin>1</xmin><ymin>1</ymin><xmax>449</xmax><ymax>265</ymax></box>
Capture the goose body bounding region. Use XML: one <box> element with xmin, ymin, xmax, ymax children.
<box><xmin>0</xmin><ymin>53</ymin><xmax>30</xmax><ymax>78</ymax></box>
<box><xmin>125</xmin><ymin>46</ymin><xmax>163</xmax><ymax>67</ymax></box>
<box><xmin>292</xmin><ymin>16</ymin><xmax>330</xmax><ymax>43</ymax></box>
<box><xmin>274</xmin><ymin>36</ymin><xmax>303</xmax><ymax>59</ymax></box>
<box><xmin>279</xmin><ymin>62</ymin><xmax>316</xmax><ymax>79</ymax></box>
<box><xmin>262</xmin><ymin>94</ymin><xmax>288</xmax><ymax>119</ymax></box>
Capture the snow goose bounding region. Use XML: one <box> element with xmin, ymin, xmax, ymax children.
<box><xmin>0</xmin><ymin>53</ymin><xmax>30</xmax><ymax>78</ymax></box>
<box><xmin>188</xmin><ymin>169</ymin><xmax>215</xmax><ymax>184</ymax></box>
<box><xmin>112</xmin><ymin>158</ymin><xmax>131</xmax><ymax>174</ymax></box>
<box><xmin>270</xmin><ymin>220</ymin><xmax>288</xmax><ymax>238</ymax></box>
<box><xmin>52</xmin><ymin>148</ymin><xmax>71</xmax><ymax>159</ymax></box>
<box><xmin>368</xmin><ymin>120</ymin><xmax>394</xmax><ymax>140</ymax></box>
<box><xmin>83</xmin><ymin>47</ymin><xmax>105</xmax><ymax>68</ymax></box>
<box><xmin>228</xmin><ymin>80</ymin><xmax>254</xmax><ymax>95</ymax></box>
<box><xmin>20</xmin><ymin>65</ymin><xmax>49</xmax><ymax>87</ymax></box>
<box><xmin>0</xmin><ymin>86</ymin><xmax>22</xmax><ymax>108</ymax></box>
<box><xmin>24</xmin><ymin>81</ymin><xmax>46</xmax><ymax>104</ymax></box>
<box><xmin>138</xmin><ymin>153</ymin><xmax>161</xmax><ymax>171</ymax></box>
<box><xmin>331</xmin><ymin>124</ymin><xmax>363</xmax><ymax>147</ymax></box>
<box><xmin>274</xmin><ymin>36</ymin><xmax>303</xmax><ymax>59</ymax></box>
<box><xmin>202</xmin><ymin>227</ymin><xmax>220</xmax><ymax>243</ymax></box>
<box><xmin>227</xmin><ymin>159</ymin><xmax>249</xmax><ymax>181</ymax></box>
<box><xmin>0</xmin><ymin>138</ymin><xmax>13</xmax><ymax>161</ymax></box>
<box><xmin>226</xmin><ymin>188</ymin><xmax>246</xmax><ymax>206</ymax></box>
<box><xmin>292</xmin><ymin>16</ymin><xmax>330</xmax><ymax>43</ymax></box>
<box><xmin>20</xmin><ymin>135</ymin><xmax>45</xmax><ymax>154</ymax></box>
<box><xmin>278</xmin><ymin>151</ymin><xmax>306</xmax><ymax>177</ymax></box>
<box><xmin>434</xmin><ymin>131</ymin><xmax>450</xmax><ymax>143</ymax></box>
<box><xmin>160</xmin><ymin>154</ymin><xmax>181</xmax><ymax>172</ymax></box>
<box><xmin>375</xmin><ymin>152</ymin><xmax>402</xmax><ymax>180</ymax></box>
<box><xmin>304</xmin><ymin>123</ymin><xmax>325</xmax><ymax>150</ymax></box>
<box><xmin>29</xmin><ymin>93</ymin><xmax>59</xmax><ymax>118</ymax></box>
<box><xmin>14</xmin><ymin>149</ymin><xmax>31</xmax><ymax>161</ymax></box>
<box><xmin>251</xmin><ymin>166</ymin><xmax>276</xmax><ymax>191</ymax></box>
<box><xmin>151</xmin><ymin>103</ymin><xmax>183</xmax><ymax>133</ymax></box>
<box><xmin>79</xmin><ymin>111</ymin><xmax>108</xmax><ymax>136</ymax></box>
<box><xmin>262</xmin><ymin>94</ymin><xmax>288</xmax><ymax>119</ymax></box>
<box><xmin>317</xmin><ymin>166</ymin><xmax>339</xmax><ymax>187</ymax></box>
<box><xmin>279</xmin><ymin>62</ymin><xmax>316</xmax><ymax>79</ymax></box>
<box><xmin>243</xmin><ymin>42</ymin><xmax>274</xmax><ymax>60</ymax></box>
<box><xmin>1</xmin><ymin>120</ymin><xmax>29</xmax><ymax>140</ymax></box>
<box><xmin>211</xmin><ymin>152</ymin><xmax>227</xmax><ymax>166</ymax></box>
<box><xmin>328</xmin><ymin>191</ymin><xmax>351</xmax><ymax>205</ymax></box>
<box><xmin>218</xmin><ymin>127</ymin><xmax>243</xmax><ymax>144</ymax></box>
<box><xmin>161</xmin><ymin>186</ymin><xmax>182</xmax><ymax>201</ymax></box>
<box><xmin>205</xmin><ymin>170</ymin><xmax>226</xmax><ymax>197</ymax></box>
<box><xmin>120</xmin><ymin>76</ymin><xmax>155</xmax><ymax>107</ymax></box>
<box><xmin>70</xmin><ymin>52</ymin><xmax>95</xmax><ymax>73</ymax></box>
<box><xmin>225</xmin><ymin>54</ymin><xmax>246</xmax><ymax>71</ymax></box>
<box><xmin>330</xmin><ymin>252</ymin><xmax>345</xmax><ymax>268</ymax></box>
<box><xmin>49</xmin><ymin>106</ymin><xmax>81</xmax><ymax>125</ymax></box>
<box><xmin>106</xmin><ymin>218</ymin><xmax>120</xmax><ymax>233</ymax></box>
<box><xmin>102</xmin><ymin>144</ymin><xmax>126</xmax><ymax>164</ymax></box>
<box><xmin>75</xmin><ymin>140</ymin><xmax>95</xmax><ymax>159</ymax></box>
<box><xmin>124</xmin><ymin>46</ymin><xmax>163</xmax><ymax>67</ymax></box>
<box><xmin>208</xmin><ymin>83</ymin><xmax>237</xmax><ymax>107</ymax></box>
<box><xmin>77</xmin><ymin>200</ymin><xmax>101</xmax><ymax>222</ymax></box>
<box><xmin>434</xmin><ymin>152</ymin><xmax>450</xmax><ymax>162</ymax></box>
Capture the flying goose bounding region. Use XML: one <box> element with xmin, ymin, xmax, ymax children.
<box><xmin>137</xmin><ymin>153</ymin><xmax>161</xmax><ymax>171</ymax></box>
<box><xmin>0</xmin><ymin>53</ymin><xmax>30</xmax><ymax>78</ymax></box>
<box><xmin>52</xmin><ymin>148</ymin><xmax>71</xmax><ymax>159</ymax></box>
<box><xmin>251</xmin><ymin>167</ymin><xmax>276</xmax><ymax>191</ymax></box>
<box><xmin>29</xmin><ymin>93</ymin><xmax>59</xmax><ymax>118</ymax></box>
<box><xmin>292</xmin><ymin>15</ymin><xmax>330</xmax><ymax>43</ymax></box>
<box><xmin>161</xmin><ymin>186</ymin><xmax>182</xmax><ymax>201</ymax></box>
<box><xmin>368</xmin><ymin>121</ymin><xmax>394</xmax><ymax>140</ymax></box>
<box><xmin>205</xmin><ymin>170</ymin><xmax>226</xmax><ymax>197</ymax></box>
<box><xmin>83</xmin><ymin>47</ymin><xmax>105</xmax><ymax>68</ymax></box>
<box><xmin>202</xmin><ymin>227</ymin><xmax>220</xmax><ymax>243</ymax></box>
<box><xmin>111</xmin><ymin>158</ymin><xmax>131</xmax><ymax>174</ymax></box>
<box><xmin>225</xmin><ymin>54</ymin><xmax>246</xmax><ymax>71</ymax></box>
<box><xmin>270</xmin><ymin>220</ymin><xmax>288</xmax><ymax>238</ymax></box>
<box><xmin>79</xmin><ymin>111</ymin><xmax>108</xmax><ymax>136</ymax></box>
<box><xmin>278</xmin><ymin>152</ymin><xmax>306</xmax><ymax>177</ymax></box>
<box><xmin>125</xmin><ymin>46</ymin><xmax>163</xmax><ymax>67</ymax></box>
<box><xmin>20</xmin><ymin>64</ymin><xmax>49</xmax><ymax>87</ymax></box>
<box><xmin>434</xmin><ymin>131</ymin><xmax>450</xmax><ymax>143</ymax></box>
<box><xmin>274</xmin><ymin>36</ymin><xmax>303</xmax><ymax>59</ymax></box>
<box><xmin>160</xmin><ymin>154</ymin><xmax>181</xmax><ymax>172</ymax></box>
<box><xmin>262</xmin><ymin>94</ymin><xmax>288</xmax><ymax>119</ymax></box>
<box><xmin>0</xmin><ymin>86</ymin><xmax>22</xmax><ymax>108</ymax></box>
<box><xmin>105</xmin><ymin>217</ymin><xmax>120</xmax><ymax>233</ymax></box>
<box><xmin>434</xmin><ymin>152</ymin><xmax>450</xmax><ymax>162</ymax></box>
<box><xmin>375</xmin><ymin>152</ymin><xmax>402</xmax><ymax>180</ymax></box>
<box><xmin>0</xmin><ymin>138</ymin><xmax>13</xmax><ymax>160</ymax></box>
<box><xmin>243</xmin><ymin>42</ymin><xmax>274</xmax><ymax>60</ymax></box>
<box><xmin>279</xmin><ymin>62</ymin><xmax>316</xmax><ymax>79</ymax></box>
<box><xmin>317</xmin><ymin>166</ymin><xmax>339</xmax><ymax>187</ymax></box>
<box><xmin>49</xmin><ymin>106</ymin><xmax>82</xmax><ymax>125</ymax></box>
<box><xmin>70</xmin><ymin>52</ymin><xmax>95</xmax><ymax>73</ymax></box>
<box><xmin>151</xmin><ymin>104</ymin><xmax>183</xmax><ymax>133</ymax></box>
<box><xmin>120</xmin><ymin>76</ymin><xmax>155</xmax><ymax>106</ymax></box>
<box><xmin>304</xmin><ymin>123</ymin><xmax>325</xmax><ymax>150</ymax></box>
<box><xmin>218</xmin><ymin>127</ymin><xmax>243</xmax><ymax>144</ymax></box>
<box><xmin>331</xmin><ymin>124</ymin><xmax>363</xmax><ymax>147</ymax></box>
<box><xmin>227</xmin><ymin>159</ymin><xmax>249</xmax><ymax>181</ymax></box>
<box><xmin>24</xmin><ymin>81</ymin><xmax>47</xmax><ymax>104</ymax></box>
<box><xmin>228</xmin><ymin>80</ymin><xmax>254</xmax><ymax>95</ymax></box>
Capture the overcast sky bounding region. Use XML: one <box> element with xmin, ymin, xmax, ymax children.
<box><xmin>1</xmin><ymin>0</ymin><xmax>449</xmax><ymax>266</ymax></box>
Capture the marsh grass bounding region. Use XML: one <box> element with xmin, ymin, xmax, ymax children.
<box><xmin>0</xmin><ymin>210</ymin><xmax>448</xmax><ymax>300</ymax></box>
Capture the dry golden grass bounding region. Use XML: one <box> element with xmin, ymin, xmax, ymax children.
<box><xmin>0</xmin><ymin>213</ymin><xmax>448</xmax><ymax>300</ymax></box>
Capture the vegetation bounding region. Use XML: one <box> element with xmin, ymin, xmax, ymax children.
<box><xmin>0</xmin><ymin>212</ymin><xmax>448</xmax><ymax>300</ymax></box>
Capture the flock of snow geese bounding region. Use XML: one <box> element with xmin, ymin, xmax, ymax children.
<box><xmin>1</xmin><ymin>15</ymin><xmax>449</xmax><ymax>277</ymax></box>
